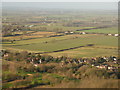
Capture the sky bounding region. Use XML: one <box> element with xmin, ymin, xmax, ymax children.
<box><xmin>2</xmin><ymin>2</ymin><xmax>118</xmax><ymax>11</ymax></box>
<box><xmin>1</xmin><ymin>0</ymin><xmax>120</xmax><ymax>2</ymax></box>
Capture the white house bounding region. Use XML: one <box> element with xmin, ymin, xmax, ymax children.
<box><xmin>4</xmin><ymin>53</ymin><xmax>9</xmax><ymax>57</ymax></box>
<box><xmin>82</xmin><ymin>32</ymin><xmax>86</xmax><ymax>34</ymax></box>
<box><xmin>108</xmin><ymin>34</ymin><xmax>112</xmax><ymax>36</ymax></box>
<box><xmin>32</xmin><ymin>59</ymin><xmax>34</xmax><ymax>62</ymax></box>
<box><xmin>39</xmin><ymin>59</ymin><xmax>42</xmax><ymax>64</ymax></box>
<box><xmin>108</xmin><ymin>66</ymin><xmax>113</xmax><ymax>70</ymax></box>
<box><xmin>114</xmin><ymin>34</ymin><xmax>119</xmax><ymax>37</ymax></box>
<box><xmin>65</xmin><ymin>31</ymin><xmax>68</xmax><ymax>34</ymax></box>
<box><xmin>29</xmin><ymin>25</ymin><xmax>34</xmax><ymax>27</ymax></box>
<box><xmin>113</xmin><ymin>58</ymin><xmax>117</xmax><ymax>61</ymax></box>
<box><xmin>34</xmin><ymin>64</ymin><xmax>38</xmax><ymax>67</ymax></box>
<box><xmin>70</xmin><ymin>32</ymin><xmax>74</xmax><ymax>34</ymax></box>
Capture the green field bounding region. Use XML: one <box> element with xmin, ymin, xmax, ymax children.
<box><xmin>3</xmin><ymin>34</ymin><xmax>118</xmax><ymax>58</ymax></box>
<box><xmin>80</xmin><ymin>27</ymin><xmax>118</xmax><ymax>34</ymax></box>
<box><xmin>48</xmin><ymin>47</ymin><xmax>118</xmax><ymax>58</ymax></box>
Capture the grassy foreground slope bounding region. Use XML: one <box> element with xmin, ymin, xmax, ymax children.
<box><xmin>2</xmin><ymin>52</ymin><xmax>119</xmax><ymax>89</ymax></box>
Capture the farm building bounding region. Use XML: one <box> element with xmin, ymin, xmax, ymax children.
<box><xmin>79</xmin><ymin>32</ymin><xmax>86</xmax><ymax>34</ymax></box>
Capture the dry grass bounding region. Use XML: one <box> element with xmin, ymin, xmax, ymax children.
<box><xmin>32</xmin><ymin>31</ymin><xmax>56</xmax><ymax>35</ymax></box>
<box><xmin>37</xmin><ymin>77</ymin><xmax>118</xmax><ymax>88</ymax></box>
<box><xmin>76</xmin><ymin>77</ymin><xmax>118</xmax><ymax>88</ymax></box>
<box><xmin>3</xmin><ymin>31</ymin><xmax>56</xmax><ymax>41</ymax></box>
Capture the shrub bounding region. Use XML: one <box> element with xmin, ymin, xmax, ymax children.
<box><xmin>2</xmin><ymin>83</ymin><xmax>14</xmax><ymax>89</ymax></box>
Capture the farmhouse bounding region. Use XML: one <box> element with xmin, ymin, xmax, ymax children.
<box><xmin>3</xmin><ymin>53</ymin><xmax>9</xmax><ymax>57</ymax></box>
<box><xmin>64</xmin><ymin>31</ymin><xmax>74</xmax><ymax>34</ymax></box>
<box><xmin>70</xmin><ymin>32</ymin><xmax>74</xmax><ymax>34</ymax></box>
<box><xmin>114</xmin><ymin>34</ymin><xmax>119</xmax><ymax>37</ymax></box>
<box><xmin>39</xmin><ymin>59</ymin><xmax>42</xmax><ymax>64</ymax></box>
<box><xmin>34</xmin><ymin>64</ymin><xmax>38</xmax><ymax>67</ymax></box>
<box><xmin>108</xmin><ymin>34</ymin><xmax>112</xmax><ymax>36</ymax></box>
<box><xmin>79</xmin><ymin>32</ymin><xmax>86</xmax><ymax>34</ymax></box>
<box><xmin>113</xmin><ymin>58</ymin><xmax>117</xmax><ymax>61</ymax></box>
<box><xmin>107</xmin><ymin>66</ymin><xmax>113</xmax><ymax>70</ymax></box>
<box><xmin>96</xmin><ymin>65</ymin><xmax>106</xmax><ymax>69</ymax></box>
<box><xmin>65</xmin><ymin>31</ymin><xmax>69</xmax><ymax>34</ymax></box>
<box><xmin>78</xmin><ymin>59</ymin><xmax>85</xmax><ymax>63</ymax></box>
<box><xmin>29</xmin><ymin>25</ymin><xmax>34</xmax><ymax>27</ymax></box>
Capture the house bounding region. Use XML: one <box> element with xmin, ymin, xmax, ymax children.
<box><xmin>32</xmin><ymin>59</ymin><xmax>34</xmax><ymax>62</ymax></box>
<box><xmin>113</xmin><ymin>61</ymin><xmax>117</xmax><ymax>64</ymax></box>
<box><xmin>29</xmin><ymin>25</ymin><xmax>34</xmax><ymax>27</ymax></box>
<box><xmin>27</xmin><ymin>74</ymin><xmax>32</xmax><ymax>76</ymax></box>
<box><xmin>113</xmin><ymin>58</ymin><xmax>117</xmax><ymax>61</ymax></box>
<box><xmin>99</xmin><ymin>65</ymin><xmax>106</xmax><ymax>69</ymax></box>
<box><xmin>107</xmin><ymin>66</ymin><xmax>113</xmax><ymax>70</ymax></box>
<box><xmin>114</xmin><ymin>34</ymin><xmax>119</xmax><ymax>37</ymax></box>
<box><xmin>96</xmin><ymin>66</ymin><xmax>100</xmax><ymax>68</ymax></box>
<box><xmin>65</xmin><ymin>31</ymin><xmax>74</xmax><ymax>34</ymax></box>
<box><xmin>91</xmin><ymin>57</ymin><xmax>97</xmax><ymax>61</ymax></box>
<box><xmin>34</xmin><ymin>64</ymin><xmax>38</xmax><ymax>67</ymax></box>
<box><xmin>3</xmin><ymin>53</ymin><xmax>9</xmax><ymax>57</ymax></box>
<box><xmin>80</xmin><ymin>32</ymin><xmax>86</xmax><ymax>34</ymax></box>
<box><xmin>84</xmin><ymin>60</ymin><xmax>87</xmax><ymax>63</ymax></box>
<box><xmin>65</xmin><ymin>31</ymin><xmax>69</xmax><ymax>34</ymax></box>
<box><xmin>103</xmin><ymin>57</ymin><xmax>107</xmax><ymax>60</ymax></box>
<box><xmin>108</xmin><ymin>34</ymin><xmax>112</xmax><ymax>36</ymax></box>
<box><xmin>95</xmin><ymin>65</ymin><xmax>106</xmax><ymax>69</ymax></box>
<box><xmin>70</xmin><ymin>32</ymin><xmax>74</xmax><ymax>34</ymax></box>
<box><xmin>39</xmin><ymin>59</ymin><xmax>42</xmax><ymax>64</ymax></box>
<box><xmin>78</xmin><ymin>59</ymin><xmax>84</xmax><ymax>63</ymax></box>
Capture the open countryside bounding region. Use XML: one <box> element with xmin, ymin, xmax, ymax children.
<box><xmin>2</xmin><ymin>2</ymin><xmax>119</xmax><ymax>89</ymax></box>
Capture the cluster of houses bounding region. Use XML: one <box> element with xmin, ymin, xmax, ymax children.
<box><xmin>2</xmin><ymin>50</ymin><xmax>119</xmax><ymax>71</ymax></box>
<box><xmin>60</xmin><ymin>56</ymin><xmax>118</xmax><ymax>71</ymax></box>
<box><xmin>25</xmin><ymin>25</ymin><xmax>35</xmax><ymax>28</ymax></box>
<box><xmin>3</xmin><ymin>53</ymin><xmax>9</xmax><ymax>57</ymax></box>
<box><xmin>64</xmin><ymin>30</ymin><xmax>119</xmax><ymax>37</ymax></box>
<box><xmin>107</xmin><ymin>33</ymin><xmax>119</xmax><ymax>37</ymax></box>
<box><xmin>93</xmin><ymin>64</ymin><xmax>118</xmax><ymax>71</ymax></box>
<box><xmin>64</xmin><ymin>31</ymin><xmax>87</xmax><ymax>35</ymax></box>
<box><xmin>79</xmin><ymin>32</ymin><xmax>86</xmax><ymax>34</ymax></box>
<box><xmin>26</xmin><ymin>57</ymin><xmax>42</xmax><ymax>67</ymax></box>
<box><xmin>64</xmin><ymin>31</ymin><xmax>74</xmax><ymax>34</ymax></box>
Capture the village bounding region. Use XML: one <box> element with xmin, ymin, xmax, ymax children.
<box><xmin>2</xmin><ymin>50</ymin><xmax>119</xmax><ymax>73</ymax></box>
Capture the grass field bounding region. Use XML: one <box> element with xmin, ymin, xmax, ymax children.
<box><xmin>3</xmin><ymin>31</ymin><xmax>57</xmax><ymax>41</ymax></box>
<box><xmin>48</xmin><ymin>47</ymin><xmax>118</xmax><ymax>58</ymax></box>
<box><xmin>80</xmin><ymin>27</ymin><xmax>118</xmax><ymax>34</ymax></box>
<box><xmin>3</xmin><ymin>34</ymin><xmax>118</xmax><ymax>58</ymax></box>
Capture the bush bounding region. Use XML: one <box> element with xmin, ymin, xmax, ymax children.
<box><xmin>2</xmin><ymin>83</ymin><xmax>14</xmax><ymax>89</ymax></box>
<box><xmin>2</xmin><ymin>71</ymin><xmax>26</xmax><ymax>83</ymax></box>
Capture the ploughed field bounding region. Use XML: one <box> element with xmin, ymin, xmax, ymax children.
<box><xmin>2</xmin><ymin>32</ymin><xmax>118</xmax><ymax>58</ymax></box>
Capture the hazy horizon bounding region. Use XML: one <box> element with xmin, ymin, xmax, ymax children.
<box><xmin>2</xmin><ymin>2</ymin><xmax>118</xmax><ymax>11</ymax></box>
